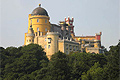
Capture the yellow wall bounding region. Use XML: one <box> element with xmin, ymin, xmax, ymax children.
<box><xmin>36</xmin><ymin>36</ymin><xmax>47</xmax><ymax>52</ymax></box>
<box><xmin>74</xmin><ymin>37</ymin><xmax>96</xmax><ymax>41</ymax></box>
<box><xmin>24</xmin><ymin>33</ymin><xmax>27</xmax><ymax>45</ymax></box>
<box><xmin>24</xmin><ymin>14</ymin><xmax>51</xmax><ymax>45</ymax></box>
<box><xmin>58</xmin><ymin>41</ymin><xmax>64</xmax><ymax>53</ymax></box>
<box><xmin>86</xmin><ymin>47</ymin><xmax>99</xmax><ymax>54</ymax></box>
<box><xmin>26</xmin><ymin>36</ymin><xmax>34</xmax><ymax>45</ymax></box>
<box><xmin>28</xmin><ymin>14</ymin><xmax>50</xmax><ymax>35</ymax></box>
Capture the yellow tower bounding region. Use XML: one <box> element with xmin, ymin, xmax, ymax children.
<box><xmin>24</xmin><ymin>4</ymin><xmax>51</xmax><ymax>45</ymax></box>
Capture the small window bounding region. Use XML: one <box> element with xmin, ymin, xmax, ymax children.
<box><xmin>45</xmin><ymin>28</ymin><xmax>47</xmax><ymax>31</ymax></box>
<box><xmin>76</xmin><ymin>46</ymin><xmax>79</xmax><ymax>51</ymax></box>
<box><xmin>37</xmin><ymin>19</ymin><xmax>39</xmax><ymax>22</ymax></box>
<box><xmin>29</xmin><ymin>40</ymin><xmax>31</xmax><ymax>42</ymax></box>
<box><xmin>37</xmin><ymin>27</ymin><xmax>39</xmax><ymax>31</ymax></box>
<box><xmin>69</xmin><ymin>45</ymin><xmax>72</xmax><ymax>50</ymax></box>
<box><xmin>45</xmin><ymin>45</ymin><xmax>46</xmax><ymax>48</ymax></box>
<box><xmin>91</xmin><ymin>45</ymin><xmax>94</xmax><ymax>47</ymax></box>
<box><xmin>48</xmin><ymin>38</ymin><xmax>51</xmax><ymax>43</ymax></box>
<box><xmin>66</xmin><ymin>51</ymin><xmax>69</xmax><ymax>54</ymax></box>
<box><xmin>32</xmin><ymin>40</ymin><xmax>34</xmax><ymax>42</ymax></box>
<box><xmin>35</xmin><ymin>32</ymin><xmax>37</xmax><ymax>36</ymax></box>
<box><xmin>66</xmin><ymin>44</ymin><xmax>68</xmax><ymax>50</ymax></box>
<box><xmin>73</xmin><ymin>46</ymin><xmax>76</xmax><ymax>51</ymax></box>
<box><xmin>45</xmin><ymin>20</ymin><xmax>47</xmax><ymax>23</ymax></box>
<box><xmin>48</xmin><ymin>45</ymin><xmax>50</xmax><ymax>49</ymax></box>
<box><xmin>45</xmin><ymin>38</ymin><xmax>47</xmax><ymax>41</ymax></box>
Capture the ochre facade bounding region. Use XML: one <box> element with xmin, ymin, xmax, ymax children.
<box><xmin>24</xmin><ymin>4</ymin><xmax>104</xmax><ymax>59</ymax></box>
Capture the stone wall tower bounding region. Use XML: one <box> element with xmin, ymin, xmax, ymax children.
<box><xmin>46</xmin><ymin>32</ymin><xmax>59</xmax><ymax>59</ymax></box>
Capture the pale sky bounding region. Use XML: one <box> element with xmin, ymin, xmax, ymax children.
<box><xmin>0</xmin><ymin>0</ymin><xmax>119</xmax><ymax>50</ymax></box>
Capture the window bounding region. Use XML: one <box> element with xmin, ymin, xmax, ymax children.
<box><xmin>37</xmin><ymin>27</ymin><xmax>39</xmax><ymax>31</ymax></box>
<box><xmin>73</xmin><ymin>46</ymin><xmax>76</xmax><ymax>51</ymax></box>
<box><xmin>91</xmin><ymin>45</ymin><xmax>94</xmax><ymax>47</ymax></box>
<box><xmin>66</xmin><ymin>51</ymin><xmax>69</xmax><ymax>54</ymax></box>
<box><xmin>29</xmin><ymin>40</ymin><xmax>31</xmax><ymax>42</ymax></box>
<box><xmin>69</xmin><ymin>45</ymin><xmax>72</xmax><ymax>50</ymax></box>
<box><xmin>45</xmin><ymin>28</ymin><xmax>47</xmax><ymax>31</ymax></box>
<box><xmin>32</xmin><ymin>40</ymin><xmax>34</xmax><ymax>42</ymax></box>
<box><xmin>45</xmin><ymin>38</ymin><xmax>47</xmax><ymax>41</ymax></box>
<box><xmin>66</xmin><ymin>44</ymin><xmax>68</xmax><ymax>50</ymax></box>
<box><xmin>48</xmin><ymin>38</ymin><xmax>51</xmax><ymax>43</ymax></box>
<box><xmin>37</xmin><ymin>19</ymin><xmax>39</xmax><ymax>22</ymax></box>
<box><xmin>98</xmin><ymin>44</ymin><xmax>99</xmax><ymax>47</ymax></box>
<box><xmin>48</xmin><ymin>45</ymin><xmax>50</xmax><ymax>49</ymax></box>
<box><xmin>35</xmin><ymin>32</ymin><xmax>37</xmax><ymax>36</ymax></box>
<box><xmin>31</xmin><ymin>20</ymin><xmax>32</xmax><ymax>23</ymax></box>
<box><xmin>45</xmin><ymin>19</ymin><xmax>47</xmax><ymax>23</ymax></box>
<box><xmin>45</xmin><ymin>45</ymin><xmax>46</xmax><ymax>48</ymax></box>
<box><xmin>76</xmin><ymin>46</ymin><xmax>79</xmax><ymax>51</ymax></box>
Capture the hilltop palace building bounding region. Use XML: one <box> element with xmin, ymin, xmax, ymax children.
<box><xmin>24</xmin><ymin>4</ymin><xmax>103</xmax><ymax>59</ymax></box>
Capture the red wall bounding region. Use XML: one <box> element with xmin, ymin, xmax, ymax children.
<box><xmin>95</xmin><ymin>35</ymin><xmax>101</xmax><ymax>40</ymax></box>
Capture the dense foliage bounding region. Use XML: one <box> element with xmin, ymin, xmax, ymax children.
<box><xmin>0</xmin><ymin>42</ymin><xmax>119</xmax><ymax>80</ymax></box>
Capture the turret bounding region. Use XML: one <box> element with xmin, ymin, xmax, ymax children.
<box><xmin>24</xmin><ymin>4</ymin><xmax>51</xmax><ymax>44</ymax></box>
<box><xmin>95</xmin><ymin>32</ymin><xmax>102</xmax><ymax>41</ymax></box>
<box><xmin>95</xmin><ymin>32</ymin><xmax>102</xmax><ymax>47</ymax></box>
<box><xmin>28</xmin><ymin>4</ymin><xmax>51</xmax><ymax>35</ymax></box>
<box><xmin>26</xmin><ymin>25</ymin><xmax>34</xmax><ymax>45</ymax></box>
<box><xmin>65</xmin><ymin>17</ymin><xmax>75</xmax><ymax>37</ymax></box>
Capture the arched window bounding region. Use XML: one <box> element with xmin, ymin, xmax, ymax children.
<box><xmin>29</xmin><ymin>40</ymin><xmax>31</xmax><ymax>42</ymax></box>
<box><xmin>48</xmin><ymin>45</ymin><xmax>50</xmax><ymax>49</ymax></box>
<box><xmin>45</xmin><ymin>28</ymin><xmax>47</xmax><ymax>31</ymax></box>
<box><xmin>45</xmin><ymin>19</ymin><xmax>47</xmax><ymax>23</ymax></box>
<box><xmin>45</xmin><ymin>38</ymin><xmax>47</xmax><ymax>41</ymax></box>
<box><xmin>45</xmin><ymin>45</ymin><xmax>46</xmax><ymax>48</ymax></box>
<box><xmin>37</xmin><ymin>19</ymin><xmax>39</xmax><ymax>22</ymax></box>
<box><xmin>37</xmin><ymin>27</ymin><xmax>39</xmax><ymax>31</ymax></box>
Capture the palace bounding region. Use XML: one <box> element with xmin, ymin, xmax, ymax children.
<box><xmin>24</xmin><ymin>4</ymin><xmax>104</xmax><ymax>59</ymax></box>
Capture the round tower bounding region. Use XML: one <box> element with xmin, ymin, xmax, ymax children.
<box><xmin>28</xmin><ymin>4</ymin><xmax>51</xmax><ymax>35</ymax></box>
<box><xmin>46</xmin><ymin>32</ymin><xmax>59</xmax><ymax>59</ymax></box>
<box><xmin>26</xmin><ymin>26</ymin><xmax>34</xmax><ymax>45</ymax></box>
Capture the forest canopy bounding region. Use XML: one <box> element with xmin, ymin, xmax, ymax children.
<box><xmin>0</xmin><ymin>42</ymin><xmax>119</xmax><ymax>80</ymax></box>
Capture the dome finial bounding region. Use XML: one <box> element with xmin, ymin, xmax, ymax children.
<box><xmin>39</xmin><ymin>4</ymin><xmax>41</xmax><ymax>7</ymax></box>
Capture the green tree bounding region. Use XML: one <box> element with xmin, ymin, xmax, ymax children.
<box><xmin>45</xmin><ymin>51</ymin><xmax>70</xmax><ymax>80</ymax></box>
<box><xmin>81</xmin><ymin>62</ymin><xmax>104</xmax><ymax>80</ymax></box>
<box><xmin>68</xmin><ymin>52</ymin><xmax>107</xmax><ymax>80</ymax></box>
<box><xmin>102</xmin><ymin>42</ymin><xmax>119</xmax><ymax>80</ymax></box>
<box><xmin>3</xmin><ymin>44</ymin><xmax>49</xmax><ymax>80</ymax></box>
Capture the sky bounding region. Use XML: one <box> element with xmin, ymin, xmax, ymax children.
<box><xmin>0</xmin><ymin>0</ymin><xmax>119</xmax><ymax>50</ymax></box>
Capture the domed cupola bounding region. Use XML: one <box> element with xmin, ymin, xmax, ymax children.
<box><xmin>32</xmin><ymin>4</ymin><xmax>49</xmax><ymax>16</ymax></box>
